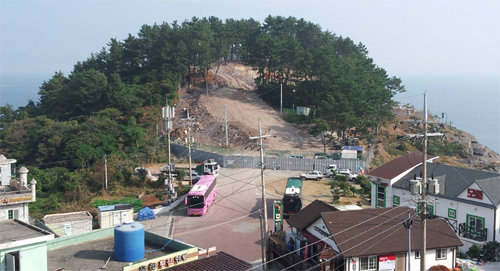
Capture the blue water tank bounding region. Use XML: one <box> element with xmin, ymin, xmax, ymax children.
<box><xmin>114</xmin><ymin>222</ymin><xmax>145</xmax><ymax>262</ymax></box>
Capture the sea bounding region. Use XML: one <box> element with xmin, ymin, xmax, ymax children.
<box><xmin>1</xmin><ymin>74</ymin><xmax>499</xmax><ymax>154</ymax></box>
<box><xmin>395</xmin><ymin>75</ymin><xmax>500</xmax><ymax>154</ymax></box>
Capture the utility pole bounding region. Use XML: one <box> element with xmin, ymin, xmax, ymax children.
<box><xmin>403</xmin><ymin>92</ymin><xmax>444</xmax><ymax>271</ymax></box>
<box><xmin>420</xmin><ymin>92</ymin><xmax>428</xmax><ymax>271</ymax></box>
<box><xmin>183</xmin><ymin>109</ymin><xmax>195</xmax><ymax>187</ymax></box>
<box><xmin>163</xmin><ymin>102</ymin><xmax>175</xmax><ymax>187</ymax></box>
<box><xmin>104</xmin><ymin>155</ymin><xmax>108</xmax><ymax>190</ymax></box>
<box><xmin>249</xmin><ymin>120</ymin><xmax>272</xmax><ymax>270</ymax></box>
<box><xmin>224</xmin><ymin>104</ymin><xmax>229</xmax><ymax>147</ymax></box>
<box><xmin>403</xmin><ymin>212</ymin><xmax>413</xmax><ymax>271</ymax></box>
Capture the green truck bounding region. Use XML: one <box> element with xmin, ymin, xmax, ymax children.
<box><xmin>282</xmin><ymin>177</ymin><xmax>303</xmax><ymax>217</ymax></box>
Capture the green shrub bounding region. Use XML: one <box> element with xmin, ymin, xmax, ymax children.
<box><xmin>466</xmin><ymin>245</ymin><xmax>482</xmax><ymax>260</ymax></box>
<box><xmin>482</xmin><ymin>241</ymin><xmax>500</xmax><ymax>262</ymax></box>
<box><xmin>177</xmin><ymin>185</ymin><xmax>191</xmax><ymax>196</ymax></box>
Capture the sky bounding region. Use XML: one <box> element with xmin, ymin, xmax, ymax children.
<box><xmin>1</xmin><ymin>0</ymin><xmax>499</xmax><ymax>81</ymax></box>
<box><xmin>0</xmin><ymin>0</ymin><xmax>499</xmax><ymax>151</ymax></box>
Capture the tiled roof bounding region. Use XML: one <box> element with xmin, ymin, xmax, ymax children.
<box><xmin>168</xmin><ymin>251</ymin><xmax>251</xmax><ymax>271</ymax></box>
<box><xmin>287</xmin><ymin>200</ymin><xmax>338</xmax><ymax>230</ymax></box>
<box><xmin>393</xmin><ymin>163</ymin><xmax>500</xmax><ymax>206</ymax></box>
<box><xmin>476</xmin><ymin>176</ymin><xmax>500</xmax><ymax>206</ymax></box>
<box><xmin>367</xmin><ymin>152</ymin><xmax>436</xmax><ymax>180</ymax></box>
<box><xmin>320</xmin><ymin>207</ymin><xmax>462</xmax><ymax>257</ymax></box>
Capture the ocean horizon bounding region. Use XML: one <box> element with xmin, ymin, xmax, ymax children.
<box><xmin>1</xmin><ymin>74</ymin><xmax>499</xmax><ymax>154</ymax></box>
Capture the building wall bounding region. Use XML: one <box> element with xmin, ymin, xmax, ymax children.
<box><xmin>45</xmin><ymin>219</ymin><xmax>92</xmax><ymax>237</ymax></box>
<box><xmin>0</xmin><ymin>242</ymin><xmax>48</xmax><ymax>271</ymax></box>
<box><xmin>393</xmin><ymin>187</ymin><xmax>496</xmax><ymax>246</ymax></box>
<box><xmin>0</xmin><ymin>204</ymin><xmax>29</xmax><ymax>222</ymax></box>
<box><xmin>305</xmin><ymin>219</ymin><xmax>338</xmax><ymax>252</ymax></box>
<box><xmin>98</xmin><ymin>208</ymin><xmax>133</xmax><ymax>229</ymax></box>
<box><xmin>345</xmin><ymin>248</ymin><xmax>456</xmax><ymax>271</ymax></box>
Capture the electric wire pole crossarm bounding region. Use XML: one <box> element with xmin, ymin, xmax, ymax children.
<box><xmin>249</xmin><ymin>120</ymin><xmax>273</xmax><ymax>270</ymax></box>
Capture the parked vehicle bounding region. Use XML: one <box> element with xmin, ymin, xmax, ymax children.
<box><xmin>283</xmin><ymin>177</ymin><xmax>303</xmax><ymax>217</ymax></box>
<box><xmin>337</xmin><ymin>169</ymin><xmax>359</xmax><ymax>182</ymax></box>
<box><xmin>184</xmin><ymin>171</ymin><xmax>201</xmax><ymax>184</ymax></box>
<box><xmin>300</xmin><ymin>170</ymin><xmax>323</xmax><ymax>181</ymax></box>
<box><xmin>195</xmin><ymin>159</ymin><xmax>220</xmax><ymax>176</ymax></box>
<box><xmin>185</xmin><ymin>175</ymin><xmax>217</xmax><ymax>215</ymax></box>
<box><xmin>289</xmin><ymin>154</ymin><xmax>304</xmax><ymax>159</ymax></box>
<box><xmin>324</xmin><ymin>164</ymin><xmax>337</xmax><ymax>178</ymax></box>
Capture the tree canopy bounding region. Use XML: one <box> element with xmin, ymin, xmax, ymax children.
<box><xmin>0</xmin><ymin>16</ymin><xmax>404</xmax><ymax>216</ymax></box>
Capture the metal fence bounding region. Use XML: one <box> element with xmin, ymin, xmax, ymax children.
<box><xmin>171</xmin><ymin>144</ymin><xmax>365</xmax><ymax>173</ymax></box>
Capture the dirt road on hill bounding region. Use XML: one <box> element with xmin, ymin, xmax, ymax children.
<box><xmin>172</xmin><ymin>63</ymin><xmax>323</xmax><ymax>156</ymax></box>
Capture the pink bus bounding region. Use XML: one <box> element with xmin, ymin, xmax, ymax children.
<box><xmin>185</xmin><ymin>175</ymin><xmax>217</xmax><ymax>215</ymax></box>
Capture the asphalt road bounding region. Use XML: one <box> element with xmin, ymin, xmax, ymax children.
<box><xmin>142</xmin><ymin>168</ymin><xmax>299</xmax><ymax>265</ymax></box>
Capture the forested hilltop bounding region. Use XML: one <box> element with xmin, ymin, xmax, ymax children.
<box><xmin>0</xmin><ymin>16</ymin><xmax>405</xmax><ymax>217</ymax></box>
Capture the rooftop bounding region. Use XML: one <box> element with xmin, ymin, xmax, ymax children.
<box><xmin>287</xmin><ymin>200</ymin><xmax>338</xmax><ymax>230</ymax></box>
<box><xmin>0</xmin><ymin>219</ymin><xmax>53</xmax><ymax>249</ymax></box>
<box><xmin>168</xmin><ymin>251</ymin><xmax>251</xmax><ymax>271</ymax></box>
<box><xmin>367</xmin><ymin>152</ymin><xmax>437</xmax><ymax>180</ymax></box>
<box><xmin>43</xmin><ymin>211</ymin><xmax>92</xmax><ymax>223</ymax></box>
<box><xmin>320</xmin><ymin>207</ymin><xmax>462</xmax><ymax>257</ymax></box>
<box><xmin>393</xmin><ymin>163</ymin><xmax>500</xmax><ymax>206</ymax></box>
<box><xmin>47</xmin><ymin>237</ymin><xmax>176</xmax><ymax>271</ymax></box>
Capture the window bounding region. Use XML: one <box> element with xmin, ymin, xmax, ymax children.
<box><xmin>360</xmin><ymin>256</ymin><xmax>377</xmax><ymax>270</ymax></box>
<box><xmin>376</xmin><ymin>185</ymin><xmax>386</xmax><ymax>208</ymax></box>
<box><xmin>436</xmin><ymin>248</ymin><xmax>447</xmax><ymax>260</ymax></box>
<box><xmin>415</xmin><ymin>250</ymin><xmax>420</xmax><ymax>259</ymax></box>
<box><xmin>8</xmin><ymin>209</ymin><xmax>19</xmax><ymax>220</ymax></box>
<box><xmin>466</xmin><ymin>214</ymin><xmax>485</xmax><ymax>233</ymax></box>
<box><xmin>393</xmin><ymin>195</ymin><xmax>400</xmax><ymax>206</ymax></box>
<box><xmin>448</xmin><ymin>208</ymin><xmax>456</xmax><ymax>219</ymax></box>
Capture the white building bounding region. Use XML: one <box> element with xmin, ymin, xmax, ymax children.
<box><xmin>0</xmin><ymin>155</ymin><xmax>36</xmax><ymax>223</ymax></box>
<box><xmin>97</xmin><ymin>203</ymin><xmax>133</xmax><ymax>229</ymax></box>
<box><xmin>285</xmin><ymin>200</ymin><xmax>462</xmax><ymax>271</ymax></box>
<box><xmin>368</xmin><ymin>153</ymin><xmax>500</xmax><ymax>251</ymax></box>
<box><xmin>43</xmin><ymin>211</ymin><xmax>93</xmax><ymax>237</ymax></box>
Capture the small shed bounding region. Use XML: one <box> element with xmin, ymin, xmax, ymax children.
<box><xmin>341</xmin><ymin>149</ymin><xmax>357</xmax><ymax>159</ymax></box>
<box><xmin>296</xmin><ymin>106</ymin><xmax>310</xmax><ymax>116</ymax></box>
<box><xmin>97</xmin><ymin>203</ymin><xmax>134</xmax><ymax>229</ymax></box>
<box><xmin>43</xmin><ymin>211</ymin><xmax>92</xmax><ymax>237</ymax></box>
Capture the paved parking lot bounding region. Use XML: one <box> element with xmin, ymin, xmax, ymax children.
<box><xmin>141</xmin><ymin>168</ymin><xmax>300</xmax><ymax>264</ymax></box>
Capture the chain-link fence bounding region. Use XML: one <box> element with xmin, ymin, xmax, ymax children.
<box><xmin>171</xmin><ymin>144</ymin><xmax>365</xmax><ymax>173</ymax></box>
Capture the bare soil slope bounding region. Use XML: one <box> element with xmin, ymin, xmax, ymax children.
<box><xmin>173</xmin><ymin>63</ymin><xmax>323</xmax><ymax>155</ymax></box>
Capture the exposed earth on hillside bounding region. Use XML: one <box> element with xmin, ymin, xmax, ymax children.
<box><xmin>172</xmin><ymin>63</ymin><xmax>324</xmax><ymax>155</ymax></box>
<box><xmin>171</xmin><ymin>63</ymin><xmax>500</xmax><ymax>171</ymax></box>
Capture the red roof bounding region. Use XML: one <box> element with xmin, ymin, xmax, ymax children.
<box><xmin>367</xmin><ymin>152</ymin><xmax>436</xmax><ymax>180</ymax></box>
<box><xmin>168</xmin><ymin>251</ymin><xmax>251</xmax><ymax>271</ymax></box>
<box><xmin>287</xmin><ymin>200</ymin><xmax>338</xmax><ymax>230</ymax></box>
<box><xmin>321</xmin><ymin>207</ymin><xmax>462</xmax><ymax>257</ymax></box>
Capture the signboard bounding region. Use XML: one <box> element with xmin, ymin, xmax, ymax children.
<box><xmin>123</xmin><ymin>248</ymin><xmax>198</xmax><ymax>271</ymax></box>
<box><xmin>273</xmin><ymin>200</ymin><xmax>283</xmax><ymax>232</ymax></box>
<box><xmin>378</xmin><ymin>254</ymin><xmax>395</xmax><ymax>270</ymax></box>
<box><xmin>467</xmin><ymin>188</ymin><xmax>483</xmax><ymax>200</ymax></box>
